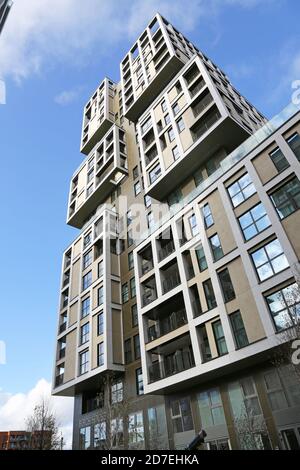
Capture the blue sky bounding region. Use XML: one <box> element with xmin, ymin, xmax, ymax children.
<box><xmin>0</xmin><ymin>0</ymin><xmax>300</xmax><ymax>402</ymax></box>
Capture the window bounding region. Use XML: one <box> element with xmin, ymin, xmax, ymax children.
<box><xmin>203</xmin><ymin>279</ymin><xmax>217</xmax><ymax>310</ymax></box>
<box><xmin>130</xmin><ymin>278</ymin><xmax>136</xmax><ymax>298</ymax></box>
<box><xmin>128</xmin><ymin>252</ymin><xmax>134</xmax><ymax>270</ymax></box>
<box><xmin>128</xmin><ymin>412</ymin><xmax>144</xmax><ymax>445</ymax></box>
<box><xmin>136</xmin><ymin>368</ymin><xmax>144</xmax><ymax>395</ymax></box>
<box><xmin>134</xmin><ymin>181</ymin><xmax>141</xmax><ymax>196</ymax></box>
<box><xmin>82</xmin><ymin>271</ymin><xmax>92</xmax><ymax>291</ymax></box>
<box><xmin>141</xmin><ymin>117</ymin><xmax>152</xmax><ymax>134</ymax></box>
<box><xmin>127</xmin><ymin>210</ymin><xmax>132</xmax><ymax>225</ymax></box>
<box><xmin>228</xmin><ymin>377</ymin><xmax>262</xmax><ymax>421</ymax></box>
<box><xmin>111</xmin><ymin>418</ymin><xmax>124</xmax><ymax>448</ymax></box>
<box><xmin>251</xmin><ymin>239</ymin><xmax>288</xmax><ymax>281</ymax></box>
<box><xmin>230</xmin><ymin>311</ymin><xmax>249</xmax><ymax>348</ymax></box>
<box><xmin>132</xmin><ymin>304</ymin><xmax>138</xmax><ymax>327</ymax></box>
<box><xmin>177</xmin><ymin>117</ymin><xmax>185</xmax><ymax>133</ymax></box>
<box><xmin>81</xmin><ymin>297</ymin><xmax>90</xmax><ymax>318</ymax></box>
<box><xmin>87</xmin><ymin>169</ymin><xmax>94</xmax><ymax>183</ymax></box>
<box><xmin>97</xmin><ymin>342</ymin><xmax>104</xmax><ymax>366</ymax></box>
<box><xmin>133</xmin><ymin>166</ymin><xmax>139</xmax><ymax>179</ymax></box>
<box><xmin>264</xmin><ymin>365</ymin><xmax>300</xmax><ymax>410</ymax></box>
<box><xmin>172</xmin><ymin>102</ymin><xmax>180</xmax><ymax>115</ymax></box>
<box><xmin>83</xmin><ymin>233</ymin><xmax>92</xmax><ymax>249</ymax></box>
<box><xmin>209</xmin><ymin>234</ymin><xmax>224</xmax><ymax>261</ymax></box>
<box><xmin>197</xmin><ymin>389</ymin><xmax>226</xmax><ymax>427</ymax></box>
<box><xmin>133</xmin><ymin>334</ymin><xmax>140</xmax><ymax>359</ymax></box>
<box><xmin>122</xmin><ymin>283</ymin><xmax>129</xmax><ymax>303</ymax></box>
<box><xmin>238</xmin><ymin>203</ymin><xmax>271</xmax><ymax>240</ymax></box>
<box><xmin>164</xmin><ymin>113</ymin><xmax>171</xmax><ymax>125</ymax></box>
<box><xmin>98</xmin><ymin>260</ymin><xmax>103</xmax><ymax>278</ymax></box>
<box><xmin>144</xmin><ymin>195</ymin><xmax>151</xmax><ymax>208</ymax></box>
<box><xmin>111</xmin><ymin>380</ymin><xmax>123</xmax><ymax>403</ymax></box>
<box><xmin>97</xmin><ymin>286</ymin><xmax>104</xmax><ymax>306</ymax></box>
<box><xmin>94</xmin><ymin>422</ymin><xmax>106</xmax><ymax>448</ymax></box>
<box><xmin>172</xmin><ymin>145</ymin><xmax>180</xmax><ymax>160</ymax></box>
<box><xmin>171</xmin><ymin>398</ymin><xmax>194</xmax><ymax>433</ymax></box>
<box><xmin>161</xmin><ymin>100</ymin><xmax>167</xmax><ymax>113</ymax></box>
<box><xmin>97</xmin><ymin>312</ymin><xmax>104</xmax><ymax>335</ymax></box>
<box><xmin>263</xmin><ymin>370</ymin><xmax>288</xmax><ymax>411</ymax></box>
<box><xmin>83</xmin><ymin>250</ymin><xmax>92</xmax><ymax>269</ymax></box>
<box><xmin>79</xmin><ymin>426</ymin><xmax>91</xmax><ymax>450</ymax></box>
<box><xmin>227</xmin><ymin>173</ymin><xmax>256</xmax><ymax>207</ymax></box>
<box><xmin>269</xmin><ymin>147</ymin><xmax>289</xmax><ymax>172</ymax></box>
<box><xmin>147</xmin><ymin>212</ymin><xmax>154</xmax><ymax>229</ymax></box>
<box><xmin>168</xmin><ymin>127</ymin><xmax>175</xmax><ymax>142</ymax></box>
<box><xmin>80</xmin><ymin>323</ymin><xmax>89</xmax><ymax>345</ymax></box>
<box><xmin>79</xmin><ymin>350</ymin><xmax>89</xmax><ymax>375</ymax></box>
<box><xmin>196</xmin><ymin>245</ymin><xmax>207</xmax><ymax>272</ymax></box>
<box><xmin>270</xmin><ymin>177</ymin><xmax>300</xmax><ymax>219</ymax></box>
<box><xmin>124</xmin><ymin>339</ymin><xmax>132</xmax><ymax>364</ymax></box>
<box><xmin>189</xmin><ymin>213</ymin><xmax>199</xmax><ymax>236</ymax></box>
<box><xmin>149</xmin><ymin>164</ymin><xmax>161</xmax><ymax>184</ymax></box>
<box><xmin>202</xmin><ymin>203</ymin><xmax>214</xmax><ymax>228</ymax></box>
<box><xmin>287</xmin><ymin>132</ymin><xmax>300</xmax><ymax>160</ymax></box>
<box><xmin>265</xmin><ymin>282</ymin><xmax>300</xmax><ymax>331</ymax></box>
<box><xmin>218</xmin><ymin>268</ymin><xmax>235</xmax><ymax>302</ymax></box>
<box><xmin>212</xmin><ymin>320</ymin><xmax>228</xmax><ymax>356</ymax></box>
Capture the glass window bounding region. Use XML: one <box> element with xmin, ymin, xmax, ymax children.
<box><xmin>111</xmin><ymin>380</ymin><xmax>123</xmax><ymax>404</ymax></box>
<box><xmin>147</xmin><ymin>212</ymin><xmax>155</xmax><ymax>229</ymax></box>
<box><xmin>202</xmin><ymin>203</ymin><xmax>214</xmax><ymax>228</ymax></box>
<box><xmin>189</xmin><ymin>213</ymin><xmax>199</xmax><ymax>236</ymax></box>
<box><xmin>82</xmin><ymin>271</ymin><xmax>92</xmax><ymax>291</ymax></box>
<box><xmin>230</xmin><ymin>311</ymin><xmax>249</xmax><ymax>348</ymax></box>
<box><xmin>122</xmin><ymin>283</ymin><xmax>129</xmax><ymax>303</ymax></box>
<box><xmin>228</xmin><ymin>377</ymin><xmax>262</xmax><ymax>421</ymax></box>
<box><xmin>177</xmin><ymin>117</ymin><xmax>185</xmax><ymax>132</ymax></box>
<box><xmin>149</xmin><ymin>164</ymin><xmax>161</xmax><ymax>184</ymax></box>
<box><xmin>128</xmin><ymin>252</ymin><xmax>134</xmax><ymax>270</ymax></box>
<box><xmin>269</xmin><ymin>147</ymin><xmax>289</xmax><ymax>172</ymax></box>
<box><xmin>161</xmin><ymin>100</ymin><xmax>167</xmax><ymax>113</ymax></box>
<box><xmin>97</xmin><ymin>312</ymin><xmax>104</xmax><ymax>336</ymax></box>
<box><xmin>144</xmin><ymin>195</ymin><xmax>151</xmax><ymax>208</ymax></box>
<box><xmin>196</xmin><ymin>245</ymin><xmax>207</xmax><ymax>272</ymax></box>
<box><xmin>97</xmin><ymin>342</ymin><xmax>104</xmax><ymax>366</ymax></box>
<box><xmin>251</xmin><ymin>239</ymin><xmax>288</xmax><ymax>281</ymax></box>
<box><xmin>168</xmin><ymin>127</ymin><xmax>175</xmax><ymax>142</ymax></box>
<box><xmin>133</xmin><ymin>165</ymin><xmax>139</xmax><ymax>179</ymax></box>
<box><xmin>79</xmin><ymin>426</ymin><xmax>91</xmax><ymax>450</ymax></box>
<box><xmin>94</xmin><ymin>422</ymin><xmax>106</xmax><ymax>448</ymax></box>
<box><xmin>212</xmin><ymin>320</ymin><xmax>228</xmax><ymax>356</ymax></box>
<box><xmin>141</xmin><ymin>117</ymin><xmax>152</xmax><ymax>134</ymax></box>
<box><xmin>238</xmin><ymin>203</ymin><xmax>271</xmax><ymax>240</ymax></box>
<box><xmin>132</xmin><ymin>304</ymin><xmax>138</xmax><ymax>327</ymax></box>
<box><xmin>127</xmin><ymin>210</ymin><xmax>132</xmax><ymax>225</ymax></box>
<box><xmin>128</xmin><ymin>411</ymin><xmax>144</xmax><ymax>445</ymax></box>
<box><xmin>172</xmin><ymin>102</ymin><xmax>180</xmax><ymax>115</ymax></box>
<box><xmin>98</xmin><ymin>261</ymin><xmax>103</xmax><ymax>278</ymax></box>
<box><xmin>111</xmin><ymin>418</ymin><xmax>124</xmax><ymax>448</ymax></box>
<box><xmin>197</xmin><ymin>388</ymin><xmax>226</xmax><ymax>427</ymax></box>
<box><xmin>270</xmin><ymin>177</ymin><xmax>300</xmax><ymax>219</ymax></box>
<box><xmin>80</xmin><ymin>323</ymin><xmax>89</xmax><ymax>345</ymax></box>
<box><xmin>134</xmin><ymin>181</ymin><xmax>141</xmax><ymax>196</ymax></box>
<box><xmin>83</xmin><ymin>233</ymin><xmax>92</xmax><ymax>249</ymax></box>
<box><xmin>83</xmin><ymin>250</ymin><xmax>92</xmax><ymax>269</ymax></box>
<box><xmin>228</xmin><ymin>173</ymin><xmax>256</xmax><ymax>207</ymax></box>
<box><xmin>287</xmin><ymin>132</ymin><xmax>300</xmax><ymax>160</ymax></box>
<box><xmin>172</xmin><ymin>145</ymin><xmax>180</xmax><ymax>160</ymax></box>
<box><xmin>124</xmin><ymin>338</ymin><xmax>132</xmax><ymax>364</ymax></box>
<box><xmin>164</xmin><ymin>113</ymin><xmax>171</xmax><ymax>125</ymax></box>
<box><xmin>130</xmin><ymin>278</ymin><xmax>136</xmax><ymax>298</ymax></box>
<box><xmin>171</xmin><ymin>398</ymin><xmax>194</xmax><ymax>433</ymax></box>
<box><xmin>265</xmin><ymin>282</ymin><xmax>300</xmax><ymax>331</ymax></box>
<box><xmin>218</xmin><ymin>268</ymin><xmax>235</xmax><ymax>302</ymax></box>
<box><xmin>209</xmin><ymin>234</ymin><xmax>224</xmax><ymax>261</ymax></box>
<box><xmin>79</xmin><ymin>350</ymin><xmax>89</xmax><ymax>375</ymax></box>
<box><xmin>263</xmin><ymin>370</ymin><xmax>288</xmax><ymax>411</ymax></box>
<box><xmin>136</xmin><ymin>368</ymin><xmax>144</xmax><ymax>395</ymax></box>
<box><xmin>97</xmin><ymin>286</ymin><xmax>104</xmax><ymax>306</ymax></box>
<box><xmin>203</xmin><ymin>279</ymin><xmax>217</xmax><ymax>310</ymax></box>
<box><xmin>134</xmin><ymin>334</ymin><xmax>140</xmax><ymax>359</ymax></box>
<box><xmin>81</xmin><ymin>297</ymin><xmax>90</xmax><ymax>318</ymax></box>
<box><xmin>127</xmin><ymin>229</ymin><xmax>134</xmax><ymax>247</ymax></box>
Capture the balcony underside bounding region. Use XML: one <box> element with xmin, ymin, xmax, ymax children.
<box><xmin>124</xmin><ymin>55</ymin><xmax>185</xmax><ymax>122</ymax></box>
<box><xmin>68</xmin><ymin>168</ymin><xmax>127</xmax><ymax>229</ymax></box>
<box><xmin>81</xmin><ymin>118</ymin><xmax>114</xmax><ymax>155</ymax></box>
<box><xmin>147</xmin><ymin>116</ymin><xmax>250</xmax><ymax>201</ymax></box>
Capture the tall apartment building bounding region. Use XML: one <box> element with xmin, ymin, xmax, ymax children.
<box><xmin>52</xmin><ymin>13</ymin><xmax>300</xmax><ymax>450</ymax></box>
<box><xmin>0</xmin><ymin>0</ymin><xmax>12</xmax><ymax>35</ymax></box>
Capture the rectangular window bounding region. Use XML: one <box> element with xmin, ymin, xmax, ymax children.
<box><xmin>197</xmin><ymin>389</ymin><xmax>226</xmax><ymax>427</ymax></box>
<box><xmin>134</xmin><ymin>181</ymin><xmax>141</xmax><ymax>196</ymax></box>
<box><xmin>147</xmin><ymin>211</ymin><xmax>154</xmax><ymax>229</ymax></box>
<box><xmin>133</xmin><ymin>165</ymin><xmax>139</xmax><ymax>179</ymax></box>
<box><xmin>132</xmin><ymin>304</ymin><xmax>138</xmax><ymax>327</ymax></box>
<box><xmin>171</xmin><ymin>398</ymin><xmax>194</xmax><ymax>433</ymax></box>
<box><xmin>203</xmin><ymin>279</ymin><xmax>217</xmax><ymax>310</ymax></box>
<box><xmin>269</xmin><ymin>147</ymin><xmax>289</xmax><ymax>172</ymax></box>
<box><xmin>144</xmin><ymin>195</ymin><xmax>151</xmax><ymax>208</ymax></box>
<box><xmin>263</xmin><ymin>370</ymin><xmax>288</xmax><ymax>411</ymax></box>
<box><xmin>111</xmin><ymin>380</ymin><xmax>123</xmax><ymax>404</ymax></box>
<box><xmin>212</xmin><ymin>320</ymin><xmax>228</xmax><ymax>356</ymax></box>
<box><xmin>94</xmin><ymin>422</ymin><xmax>106</xmax><ymax>448</ymax></box>
<box><xmin>265</xmin><ymin>282</ymin><xmax>300</xmax><ymax>331</ymax></box>
<box><xmin>133</xmin><ymin>334</ymin><xmax>141</xmax><ymax>360</ymax></box>
<box><xmin>79</xmin><ymin>426</ymin><xmax>91</xmax><ymax>450</ymax></box>
<box><xmin>287</xmin><ymin>132</ymin><xmax>300</xmax><ymax>160</ymax></box>
<box><xmin>218</xmin><ymin>268</ymin><xmax>235</xmax><ymax>302</ymax></box>
<box><xmin>98</xmin><ymin>260</ymin><xmax>103</xmax><ymax>278</ymax></box>
<box><xmin>149</xmin><ymin>164</ymin><xmax>161</xmax><ymax>184</ymax></box>
<box><xmin>227</xmin><ymin>173</ymin><xmax>256</xmax><ymax>207</ymax></box>
<box><xmin>189</xmin><ymin>214</ymin><xmax>199</xmax><ymax>236</ymax></box>
<box><xmin>164</xmin><ymin>113</ymin><xmax>171</xmax><ymax>125</ymax></box>
<box><xmin>161</xmin><ymin>100</ymin><xmax>167</xmax><ymax>113</ymax></box>
<box><xmin>128</xmin><ymin>252</ymin><xmax>134</xmax><ymax>270</ymax></box>
<box><xmin>79</xmin><ymin>350</ymin><xmax>89</xmax><ymax>375</ymax></box>
<box><xmin>196</xmin><ymin>245</ymin><xmax>207</xmax><ymax>272</ymax></box>
<box><xmin>270</xmin><ymin>177</ymin><xmax>300</xmax><ymax>219</ymax></box>
<box><xmin>81</xmin><ymin>297</ymin><xmax>90</xmax><ymax>318</ymax></box>
<box><xmin>172</xmin><ymin>102</ymin><xmax>180</xmax><ymax>115</ymax></box>
<box><xmin>82</xmin><ymin>271</ymin><xmax>92</xmax><ymax>291</ymax></box>
<box><xmin>83</xmin><ymin>233</ymin><xmax>92</xmax><ymax>249</ymax></box>
<box><xmin>177</xmin><ymin>117</ymin><xmax>185</xmax><ymax>133</ymax></box>
<box><xmin>251</xmin><ymin>239</ymin><xmax>288</xmax><ymax>282</ymax></box>
<box><xmin>97</xmin><ymin>342</ymin><xmax>104</xmax><ymax>367</ymax></box>
<box><xmin>128</xmin><ymin>412</ymin><xmax>144</xmax><ymax>445</ymax></box>
<box><xmin>202</xmin><ymin>203</ymin><xmax>214</xmax><ymax>228</ymax></box>
<box><xmin>97</xmin><ymin>286</ymin><xmax>104</xmax><ymax>306</ymax></box>
<box><xmin>127</xmin><ymin>210</ymin><xmax>132</xmax><ymax>225</ymax></box>
<box><xmin>141</xmin><ymin>117</ymin><xmax>152</xmax><ymax>134</ymax></box>
<box><xmin>238</xmin><ymin>203</ymin><xmax>271</xmax><ymax>240</ymax></box>
<box><xmin>172</xmin><ymin>145</ymin><xmax>180</xmax><ymax>161</ymax></box>
<box><xmin>230</xmin><ymin>311</ymin><xmax>249</xmax><ymax>348</ymax></box>
<box><xmin>168</xmin><ymin>127</ymin><xmax>175</xmax><ymax>142</ymax></box>
<box><xmin>127</xmin><ymin>229</ymin><xmax>134</xmax><ymax>247</ymax></box>
<box><xmin>83</xmin><ymin>250</ymin><xmax>92</xmax><ymax>269</ymax></box>
<box><xmin>136</xmin><ymin>368</ymin><xmax>144</xmax><ymax>395</ymax></box>
<box><xmin>122</xmin><ymin>283</ymin><xmax>129</xmax><ymax>303</ymax></box>
<box><xmin>130</xmin><ymin>278</ymin><xmax>136</xmax><ymax>298</ymax></box>
<box><xmin>97</xmin><ymin>312</ymin><xmax>104</xmax><ymax>335</ymax></box>
<box><xmin>124</xmin><ymin>338</ymin><xmax>132</xmax><ymax>364</ymax></box>
<box><xmin>209</xmin><ymin>234</ymin><xmax>224</xmax><ymax>261</ymax></box>
<box><xmin>80</xmin><ymin>323</ymin><xmax>89</xmax><ymax>345</ymax></box>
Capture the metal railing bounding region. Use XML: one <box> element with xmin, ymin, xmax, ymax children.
<box><xmin>162</xmin><ymin>271</ymin><xmax>181</xmax><ymax>294</ymax></box>
<box><xmin>192</xmin><ymin>111</ymin><xmax>221</xmax><ymax>143</ymax></box>
<box><xmin>158</xmin><ymin>240</ymin><xmax>175</xmax><ymax>261</ymax></box>
<box><xmin>59</xmin><ymin>322</ymin><xmax>67</xmax><ymax>334</ymax></box>
<box><xmin>147</xmin><ymin>309</ymin><xmax>187</xmax><ymax>342</ymax></box>
<box><xmin>55</xmin><ymin>375</ymin><xmax>64</xmax><ymax>387</ymax></box>
<box><xmin>192</xmin><ymin>93</ymin><xmax>214</xmax><ymax>118</ymax></box>
<box><xmin>148</xmin><ymin>351</ymin><xmax>195</xmax><ymax>383</ymax></box>
<box><xmin>141</xmin><ymin>260</ymin><xmax>154</xmax><ymax>275</ymax></box>
<box><xmin>189</xmin><ymin>78</ymin><xmax>206</xmax><ymax>98</ymax></box>
<box><xmin>142</xmin><ymin>292</ymin><xmax>157</xmax><ymax>307</ymax></box>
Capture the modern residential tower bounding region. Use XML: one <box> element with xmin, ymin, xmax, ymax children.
<box><xmin>52</xmin><ymin>13</ymin><xmax>300</xmax><ymax>450</ymax></box>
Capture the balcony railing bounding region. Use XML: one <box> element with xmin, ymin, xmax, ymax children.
<box><xmin>186</xmin><ymin>70</ymin><xmax>201</xmax><ymax>86</ymax></box>
<box><xmin>55</xmin><ymin>375</ymin><xmax>64</xmax><ymax>387</ymax></box>
<box><xmin>148</xmin><ymin>350</ymin><xmax>195</xmax><ymax>383</ymax></box>
<box><xmin>147</xmin><ymin>309</ymin><xmax>188</xmax><ymax>342</ymax></box>
<box><xmin>59</xmin><ymin>322</ymin><xmax>67</xmax><ymax>334</ymax></box>
<box><xmin>189</xmin><ymin>78</ymin><xmax>206</xmax><ymax>98</ymax></box>
<box><xmin>192</xmin><ymin>110</ymin><xmax>221</xmax><ymax>143</ymax></box>
<box><xmin>192</xmin><ymin>93</ymin><xmax>214</xmax><ymax>118</ymax></box>
<box><xmin>162</xmin><ymin>271</ymin><xmax>181</xmax><ymax>294</ymax></box>
<box><xmin>141</xmin><ymin>260</ymin><xmax>154</xmax><ymax>275</ymax></box>
<box><xmin>158</xmin><ymin>240</ymin><xmax>175</xmax><ymax>261</ymax></box>
<box><xmin>62</xmin><ymin>298</ymin><xmax>68</xmax><ymax>309</ymax></box>
<box><xmin>58</xmin><ymin>348</ymin><xmax>66</xmax><ymax>360</ymax></box>
<box><xmin>142</xmin><ymin>291</ymin><xmax>157</xmax><ymax>307</ymax></box>
<box><xmin>192</xmin><ymin>299</ymin><xmax>202</xmax><ymax>318</ymax></box>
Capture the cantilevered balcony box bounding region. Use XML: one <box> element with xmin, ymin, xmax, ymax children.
<box><xmin>80</xmin><ymin>78</ymin><xmax>117</xmax><ymax>155</ymax></box>
<box><xmin>68</xmin><ymin>126</ymin><xmax>128</xmax><ymax>229</ymax></box>
<box><xmin>121</xmin><ymin>13</ymin><xmax>198</xmax><ymax>122</ymax></box>
<box><xmin>137</xmin><ymin>55</ymin><xmax>265</xmax><ymax>201</ymax></box>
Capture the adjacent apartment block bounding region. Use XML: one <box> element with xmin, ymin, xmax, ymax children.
<box><xmin>52</xmin><ymin>13</ymin><xmax>300</xmax><ymax>451</ymax></box>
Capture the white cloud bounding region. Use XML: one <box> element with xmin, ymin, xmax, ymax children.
<box><xmin>54</xmin><ymin>86</ymin><xmax>83</xmax><ymax>106</ymax></box>
<box><xmin>0</xmin><ymin>0</ymin><xmax>281</xmax><ymax>82</ymax></box>
<box><xmin>0</xmin><ymin>379</ymin><xmax>74</xmax><ymax>449</ymax></box>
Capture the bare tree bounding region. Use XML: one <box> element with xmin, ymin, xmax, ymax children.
<box><xmin>25</xmin><ymin>397</ymin><xmax>62</xmax><ymax>450</ymax></box>
<box><xmin>234</xmin><ymin>409</ymin><xmax>271</xmax><ymax>450</ymax></box>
